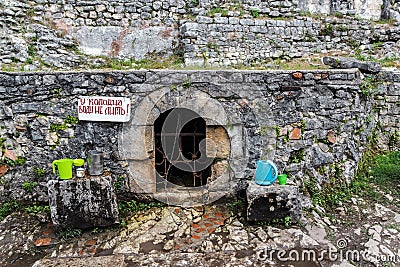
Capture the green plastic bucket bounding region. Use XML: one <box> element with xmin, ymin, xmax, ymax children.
<box><xmin>52</xmin><ymin>159</ymin><xmax>74</xmax><ymax>180</ymax></box>
<box><xmin>278</xmin><ymin>174</ymin><xmax>287</xmax><ymax>185</ymax></box>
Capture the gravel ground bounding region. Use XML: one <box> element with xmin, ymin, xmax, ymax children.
<box><xmin>1</xmin><ymin>193</ymin><xmax>399</xmax><ymax>267</ymax></box>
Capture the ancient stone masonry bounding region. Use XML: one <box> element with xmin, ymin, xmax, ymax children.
<box><xmin>181</xmin><ymin>16</ymin><xmax>400</xmax><ymax>67</ymax></box>
<box><xmin>0</xmin><ymin>0</ymin><xmax>400</xmax><ymax>70</ymax></box>
<box><xmin>0</xmin><ymin>69</ymin><xmax>399</xmax><ymax>205</ymax></box>
<box><xmin>371</xmin><ymin>70</ymin><xmax>400</xmax><ymax>151</ymax></box>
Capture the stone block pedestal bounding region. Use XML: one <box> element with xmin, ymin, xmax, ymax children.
<box><xmin>246</xmin><ymin>181</ymin><xmax>302</xmax><ymax>223</ymax></box>
<box><xmin>47</xmin><ymin>176</ymin><xmax>119</xmax><ymax>229</ymax></box>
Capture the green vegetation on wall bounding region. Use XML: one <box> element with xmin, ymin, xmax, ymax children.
<box><xmin>304</xmin><ymin>150</ymin><xmax>400</xmax><ymax>210</ymax></box>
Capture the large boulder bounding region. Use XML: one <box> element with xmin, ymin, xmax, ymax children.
<box><xmin>47</xmin><ymin>176</ymin><xmax>119</xmax><ymax>229</ymax></box>
<box><xmin>247</xmin><ymin>181</ymin><xmax>302</xmax><ymax>223</ymax></box>
<box><xmin>323</xmin><ymin>56</ymin><xmax>382</xmax><ymax>73</ymax></box>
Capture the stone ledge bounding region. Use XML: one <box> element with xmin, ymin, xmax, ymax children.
<box><xmin>47</xmin><ymin>176</ymin><xmax>119</xmax><ymax>229</ymax></box>
<box><xmin>246</xmin><ymin>181</ymin><xmax>302</xmax><ymax>223</ymax></box>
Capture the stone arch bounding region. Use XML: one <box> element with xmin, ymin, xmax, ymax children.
<box><xmin>119</xmin><ymin>82</ymin><xmax>274</xmax><ymax>206</ymax></box>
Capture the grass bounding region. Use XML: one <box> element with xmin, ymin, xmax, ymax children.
<box><xmin>0</xmin><ymin>201</ymin><xmax>19</xmax><ymax>220</ymax></box>
<box><xmin>360</xmin><ymin>75</ymin><xmax>382</xmax><ymax>96</ymax></box>
<box><xmin>49</xmin><ymin>123</ymin><xmax>68</xmax><ymax>132</ymax></box>
<box><xmin>320</xmin><ymin>23</ymin><xmax>334</xmax><ymax>37</ymax></box>
<box><xmin>117</xmin><ymin>200</ymin><xmax>164</xmax><ymax>228</ymax></box>
<box><xmin>53</xmin><ymin>87</ymin><xmax>62</xmax><ymax>98</ymax></box>
<box><xmin>336</xmin><ymin>25</ymin><xmax>348</xmax><ymax>32</ymax></box>
<box><xmin>64</xmin><ymin>115</ymin><xmax>79</xmax><ymax>125</ymax></box>
<box><xmin>333</xmin><ymin>12</ymin><xmax>344</xmax><ymax>18</ymax></box>
<box><xmin>377</xmin><ymin>18</ymin><xmax>396</xmax><ymax>25</ymax></box>
<box><xmin>117</xmin><ymin>199</ymin><xmax>164</xmax><ymax>218</ymax></box>
<box><xmin>0</xmin><ymin>201</ymin><xmax>52</xmax><ymax>221</ymax></box>
<box><xmin>255</xmin><ymin>216</ymin><xmax>294</xmax><ymax>228</ymax></box>
<box><xmin>3</xmin><ymin>156</ymin><xmax>27</xmax><ymax>167</ymax></box>
<box><xmin>298</xmin><ymin>10</ymin><xmax>312</xmax><ymax>17</ymax></box>
<box><xmin>206</xmin><ymin>7</ymin><xmax>229</xmax><ymax>17</ymax></box>
<box><xmin>182</xmin><ymin>77</ymin><xmax>192</xmax><ymax>89</ymax></box>
<box><xmin>271</xmin><ymin>57</ymin><xmax>327</xmax><ymax>70</ymax></box>
<box><xmin>361</xmin><ymin>150</ymin><xmax>400</xmax><ymax>200</ymax></box>
<box><xmin>114</xmin><ymin>175</ymin><xmax>125</xmax><ymax>193</ymax></box>
<box><xmin>58</xmin><ymin>227</ymin><xmax>83</xmax><ymax>241</ymax></box>
<box><xmin>22</xmin><ymin>181</ymin><xmax>38</xmax><ymax>192</ymax></box>
<box><xmin>1</xmin><ymin>47</ymin><xmax>396</xmax><ymax>73</ymax></box>
<box><xmin>250</xmin><ymin>9</ymin><xmax>259</xmax><ymax>18</ymax></box>
<box><xmin>49</xmin><ymin>115</ymin><xmax>79</xmax><ymax>132</ymax></box>
<box><xmin>24</xmin><ymin>204</ymin><xmax>50</xmax><ymax>215</ymax></box>
<box><xmin>32</xmin><ymin>167</ymin><xmax>45</xmax><ymax>177</ymax></box>
<box><xmin>1</xmin><ymin>52</ymin><xmax>185</xmax><ymax>72</ymax></box>
<box><xmin>352</xmin><ymin>48</ymin><xmax>400</xmax><ymax>68</ymax></box>
<box><xmin>99</xmin><ymin>54</ymin><xmax>184</xmax><ymax>70</ymax></box>
<box><xmin>304</xmin><ymin>150</ymin><xmax>400</xmax><ymax>211</ymax></box>
<box><xmin>289</xmin><ymin>149</ymin><xmax>305</xmax><ymax>164</ymax></box>
<box><xmin>227</xmin><ymin>199</ymin><xmax>245</xmax><ymax>214</ymax></box>
<box><xmin>231</xmin><ymin>56</ymin><xmax>328</xmax><ymax>71</ymax></box>
<box><xmin>379</xmin><ymin>54</ymin><xmax>400</xmax><ymax>68</ymax></box>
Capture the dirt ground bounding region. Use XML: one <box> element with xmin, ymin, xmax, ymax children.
<box><xmin>0</xmin><ymin>186</ymin><xmax>399</xmax><ymax>267</ymax></box>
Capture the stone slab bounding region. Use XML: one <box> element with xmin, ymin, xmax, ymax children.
<box><xmin>323</xmin><ymin>56</ymin><xmax>382</xmax><ymax>73</ymax></box>
<box><xmin>247</xmin><ymin>181</ymin><xmax>302</xmax><ymax>223</ymax></box>
<box><xmin>47</xmin><ymin>176</ymin><xmax>119</xmax><ymax>229</ymax></box>
<box><xmin>70</xmin><ymin>26</ymin><xmax>178</xmax><ymax>59</ymax></box>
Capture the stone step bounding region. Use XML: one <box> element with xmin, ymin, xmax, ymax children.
<box><xmin>32</xmin><ymin>255</ymin><xmax>125</xmax><ymax>267</ymax></box>
<box><xmin>33</xmin><ymin>252</ymin><xmax>253</xmax><ymax>267</ymax></box>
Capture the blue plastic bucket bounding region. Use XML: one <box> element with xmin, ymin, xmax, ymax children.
<box><xmin>254</xmin><ymin>160</ymin><xmax>278</xmax><ymax>185</ymax></box>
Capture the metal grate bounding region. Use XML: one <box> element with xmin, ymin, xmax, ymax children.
<box><xmin>154</xmin><ymin>108</ymin><xmax>211</xmax><ymax>187</ymax></box>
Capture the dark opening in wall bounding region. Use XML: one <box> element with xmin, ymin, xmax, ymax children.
<box><xmin>154</xmin><ymin>108</ymin><xmax>211</xmax><ymax>187</ymax></box>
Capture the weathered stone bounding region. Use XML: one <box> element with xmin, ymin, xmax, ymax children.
<box><xmin>126</xmin><ymin>159</ymin><xmax>156</xmax><ymax>193</ymax></box>
<box><xmin>227</xmin><ymin>225</ymin><xmax>249</xmax><ymax>245</ymax></box>
<box><xmin>0</xmin><ymin>68</ymin><xmax>397</xmax><ymax>212</ymax></box>
<box><xmin>211</xmin><ymin>160</ymin><xmax>228</xmax><ymax>180</ymax></box>
<box><xmin>318</xmin><ymin>142</ymin><xmax>330</xmax><ymax>153</ymax></box>
<box><xmin>309</xmin><ymin>144</ymin><xmax>334</xmax><ymax>166</ymax></box>
<box><xmin>33</xmin><ymin>237</ymin><xmax>52</xmax><ymax>247</ymax></box>
<box><xmin>292</xmin><ymin>72</ymin><xmax>303</xmax><ymax>79</ymax></box>
<box><xmin>47</xmin><ymin>177</ymin><xmax>119</xmax><ymax>229</ymax></box>
<box><xmin>322</xmin><ymin>56</ymin><xmax>382</xmax><ymax>73</ymax></box>
<box><xmin>32</xmin><ymin>255</ymin><xmax>125</xmax><ymax>267</ymax></box>
<box><xmin>70</xmin><ymin>26</ymin><xmax>178</xmax><ymax>59</ymax></box>
<box><xmin>206</xmin><ymin>126</ymin><xmax>230</xmax><ymax>158</ymax></box>
<box><xmin>289</xmin><ymin>127</ymin><xmax>301</xmax><ymax>140</ymax></box>
<box><xmin>327</xmin><ymin>131</ymin><xmax>336</xmax><ymax>144</ymax></box>
<box><xmin>3</xmin><ymin>149</ymin><xmax>17</xmax><ymax>161</ymax></box>
<box><xmin>247</xmin><ymin>181</ymin><xmax>302</xmax><ymax>223</ymax></box>
<box><xmin>0</xmin><ymin>165</ymin><xmax>7</xmax><ymax>177</ymax></box>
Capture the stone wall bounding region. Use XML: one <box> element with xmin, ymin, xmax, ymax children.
<box><xmin>391</xmin><ymin>0</ymin><xmax>400</xmax><ymax>21</ymax></box>
<box><xmin>181</xmin><ymin>16</ymin><xmax>400</xmax><ymax>67</ymax></box>
<box><xmin>0</xmin><ymin>69</ymin><xmax>399</xmax><ymax>205</ymax></box>
<box><xmin>1</xmin><ymin>0</ymin><xmax>400</xmax><ymax>70</ymax></box>
<box><xmin>371</xmin><ymin>71</ymin><xmax>400</xmax><ymax>151</ymax></box>
<box><xmin>0</xmin><ymin>0</ymin><xmax>387</xmax><ymax>26</ymax></box>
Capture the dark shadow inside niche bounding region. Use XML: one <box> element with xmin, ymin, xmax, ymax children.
<box><xmin>154</xmin><ymin>108</ymin><xmax>211</xmax><ymax>187</ymax></box>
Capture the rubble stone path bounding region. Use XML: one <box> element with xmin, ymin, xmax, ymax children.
<box><xmin>0</xmin><ymin>196</ymin><xmax>399</xmax><ymax>267</ymax></box>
